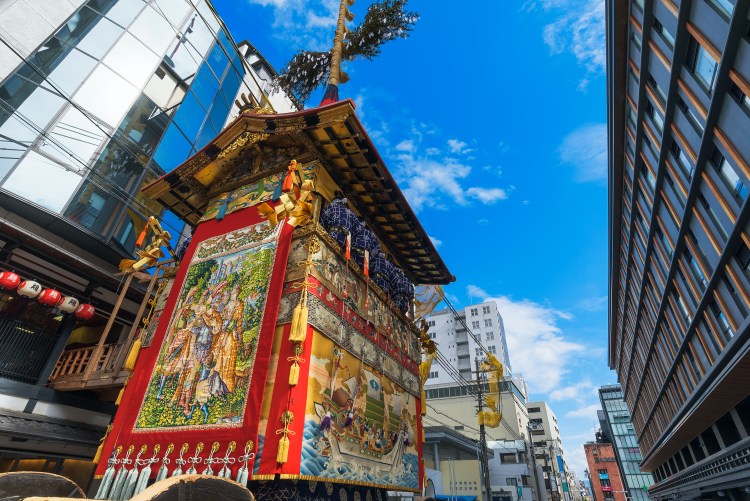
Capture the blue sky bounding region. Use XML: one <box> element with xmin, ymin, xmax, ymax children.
<box><xmin>213</xmin><ymin>0</ymin><xmax>614</xmax><ymax>477</ymax></box>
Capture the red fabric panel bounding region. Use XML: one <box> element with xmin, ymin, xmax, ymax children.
<box><xmin>96</xmin><ymin>206</ymin><xmax>293</xmax><ymax>478</ymax></box>
<box><xmin>254</xmin><ymin>323</ymin><xmax>314</xmax><ymax>476</ymax></box>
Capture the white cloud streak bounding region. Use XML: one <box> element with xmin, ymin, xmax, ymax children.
<box><xmin>468</xmin><ymin>288</ymin><xmax>585</xmax><ymax>394</ymax></box>
<box><xmin>559</xmin><ymin>123</ymin><xmax>607</xmax><ymax>183</ymax></box>
<box><xmin>528</xmin><ymin>0</ymin><xmax>605</xmax><ymax>89</ymax></box>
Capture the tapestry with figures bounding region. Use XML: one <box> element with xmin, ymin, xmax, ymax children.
<box><xmin>135</xmin><ymin>221</ymin><xmax>280</xmax><ymax>431</ymax></box>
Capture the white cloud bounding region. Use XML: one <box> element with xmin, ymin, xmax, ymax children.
<box><xmin>469</xmin><ymin>289</ymin><xmax>584</xmax><ymax>394</ymax></box>
<box><xmin>396</xmin><ymin>139</ymin><xmax>416</xmax><ymax>153</ymax></box>
<box><xmin>467</xmin><ymin>285</ymin><xmax>489</xmax><ymax>301</ymax></box>
<box><xmin>577</xmin><ymin>295</ymin><xmax>608</xmax><ymax>312</ymax></box>
<box><xmin>559</xmin><ymin>123</ymin><xmax>607</xmax><ymax>183</ymax></box>
<box><xmin>247</xmin><ymin>0</ymin><xmax>339</xmax><ymax>50</ymax></box>
<box><xmin>530</xmin><ymin>0</ymin><xmax>605</xmax><ymax>88</ymax></box>
<box><xmin>466</xmin><ymin>187</ymin><xmax>508</xmax><ymax>204</ymax></box>
<box><xmin>566</xmin><ymin>403</ymin><xmax>601</xmax><ymax>419</ymax></box>
<box><xmin>447</xmin><ymin>138</ymin><xmax>472</xmax><ymax>154</ymax></box>
<box><xmin>394</xmin><ymin>126</ymin><xmax>511</xmax><ymax>211</ymax></box>
<box><xmin>550</xmin><ymin>380</ymin><xmax>593</xmax><ymax>402</ymax></box>
<box><xmin>429</xmin><ymin>236</ymin><xmax>443</xmax><ymax>248</ymax></box>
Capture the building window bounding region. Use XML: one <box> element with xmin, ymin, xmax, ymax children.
<box><xmin>470</xmin><ymin>308</ymin><xmax>478</xmax><ymax>316</ymax></box>
<box><xmin>430</xmin><ymin>371</ymin><xmax>438</xmax><ymax>379</ymax></box>
<box><xmin>710</xmin><ymin>0</ymin><xmax>734</xmax><ymax>16</ymax></box>
<box><xmin>684</xmin><ymin>249</ymin><xmax>708</xmax><ymax>289</ymax></box>
<box><xmin>677</xmin><ymin>96</ymin><xmax>705</xmax><ymax>133</ymax></box>
<box><xmin>712</xmin><ymin>148</ymin><xmax>748</xmax><ymax>201</ymax></box>
<box><xmin>710</xmin><ymin>299</ymin><xmax>734</xmax><ymax>341</ymax></box>
<box><xmin>472</xmin><ymin>320</ymin><xmax>480</xmax><ymax>329</ymax></box>
<box><xmin>626</xmin><ymin>103</ymin><xmax>637</xmax><ymax>128</ymax></box>
<box><xmin>686</xmin><ymin>37</ymin><xmax>718</xmax><ymax>92</ymax></box>
<box><xmin>482</xmin><ymin>305</ymin><xmax>490</xmax><ymax>314</ymax></box>
<box><xmin>484</xmin><ymin>319</ymin><xmax>492</xmax><ymax>327</ymax></box>
<box><xmin>486</xmin><ymin>331</ymin><xmax>494</xmax><ymax>341</ymax></box>
<box><xmin>528</xmin><ymin>407</ymin><xmax>541</xmax><ymax>413</ymax></box>
<box><xmin>646</xmin><ymin>100</ymin><xmax>665</xmax><ymax>132</ymax></box>
<box><xmin>475</xmin><ymin>348</ymin><xmax>481</xmax><ymax>356</ymax></box>
<box><xmin>489</xmin><ymin>345</ymin><xmax>497</xmax><ymax>354</ymax></box>
<box><xmin>730</xmin><ymin>82</ymin><xmax>750</xmax><ymax>113</ymax></box>
<box><xmin>630</xmin><ymin>27</ymin><xmax>642</xmax><ymax>51</ymax></box>
<box><xmin>671</xmin><ymin>140</ymin><xmax>694</xmax><ymax>179</ymax></box>
<box><xmin>428</xmin><ymin>320</ymin><xmax>435</xmax><ymax>327</ymax></box>
<box><xmin>648</xmin><ymin>73</ymin><xmax>667</xmax><ymax>103</ymax></box>
<box><xmin>653</xmin><ymin>17</ymin><xmax>675</xmax><ymax>47</ymax></box>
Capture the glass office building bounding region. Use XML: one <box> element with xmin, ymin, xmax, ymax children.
<box><xmin>599</xmin><ymin>385</ymin><xmax>653</xmax><ymax>501</ymax></box>
<box><xmin>0</xmin><ymin>0</ymin><xmax>286</xmax><ymax>257</ymax></box>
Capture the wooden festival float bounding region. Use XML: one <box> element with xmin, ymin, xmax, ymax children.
<box><xmin>90</xmin><ymin>90</ymin><xmax>453</xmax><ymax>501</ymax></box>
<box><xmin>85</xmin><ymin>1</ymin><xmax>464</xmax><ymax>499</ymax></box>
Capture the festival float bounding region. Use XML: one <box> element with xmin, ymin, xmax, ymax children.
<box><xmin>90</xmin><ymin>1</ymin><xmax>456</xmax><ymax>500</ymax></box>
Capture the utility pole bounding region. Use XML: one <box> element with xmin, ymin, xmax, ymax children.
<box><xmin>475</xmin><ymin>359</ymin><xmax>492</xmax><ymax>501</ymax></box>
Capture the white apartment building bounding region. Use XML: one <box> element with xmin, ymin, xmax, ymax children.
<box><xmin>527</xmin><ymin>401</ymin><xmax>575</xmax><ymax>500</ymax></box>
<box><xmin>425</xmin><ymin>301</ymin><xmax>511</xmax><ymax>385</ymax></box>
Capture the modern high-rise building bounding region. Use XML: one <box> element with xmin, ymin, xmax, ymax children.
<box><xmin>598</xmin><ymin>385</ymin><xmax>653</xmax><ymax>501</ymax></box>
<box><xmin>426</xmin><ymin>301</ymin><xmax>511</xmax><ymax>383</ymax></box>
<box><xmin>607</xmin><ymin>0</ymin><xmax>750</xmax><ymax>498</ymax></box>
<box><xmin>0</xmin><ymin>0</ymin><xmax>292</xmax><ymax>490</ymax></box>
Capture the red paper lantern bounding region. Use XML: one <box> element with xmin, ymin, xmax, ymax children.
<box><xmin>17</xmin><ymin>280</ymin><xmax>42</xmax><ymax>298</ymax></box>
<box><xmin>0</xmin><ymin>271</ymin><xmax>21</xmax><ymax>290</ymax></box>
<box><xmin>38</xmin><ymin>288</ymin><xmax>62</xmax><ymax>307</ymax></box>
<box><xmin>58</xmin><ymin>296</ymin><xmax>80</xmax><ymax>313</ymax></box>
<box><xmin>74</xmin><ymin>303</ymin><xmax>96</xmax><ymax>321</ymax></box>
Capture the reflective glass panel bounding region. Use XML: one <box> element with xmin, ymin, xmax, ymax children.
<box><xmin>152</xmin><ymin>123</ymin><xmax>192</xmax><ymax>171</ymax></box>
<box><xmin>117</xmin><ymin>93</ymin><xmax>169</xmax><ymax>162</ymax></box>
<box><xmin>103</xmin><ymin>32</ymin><xmax>161</xmax><ymax>90</ymax></box>
<box><xmin>128</xmin><ymin>4</ymin><xmax>175</xmax><ymax>57</ymax></box>
<box><xmin>2</xmin><ymin>150</ymin><xmax>83</xmax><ymax>212</ymax></box>
<box><xmin>694</xmin><ymin>46</ymin><xmax>718</xmax><ymax>91</ymax></box>
<box><xmin>206</xmin><ymin>41</ymin><xmax>229</xmax><ymax>80</ymax></box>
<box><xmin>172</xmin><ymin>90</ymin><xmax>206</xmax><ymax>141</ymax></box>
<box><xmin>105</xmin><ymin>0</ymin><xmax>146</xmax><ymax>27</ymax></box>
<box><xmin>45</xmin><ymin>49</ymin><xmax>98</xmax><ymax>96</ymax></box>
<box><xmin>64</xmin><ymin>135</ymin><xmax>148</xmax><ymax>234</ymax></box>
<box><xmin>191</xmin><ymin>63</ymin><xmax>220</xmax><ymax>107</ymax></box>
<box><xmin>153</xmin><ymin>0</ymin><xmax>190</xmax><ymax>28</ymax></box>
<box><xmin>73</xmin><ymin>64</ymin><xmax>139</xmax><ymax>127</ymax></box>
<box><xmin>195</xmin><ymin>117</ymin><xmax>218</xmax><ymax>149</ymax></box>
<box><xmin>40</xmin><ymin>106</ymin><xmax>107</xmax><ymax>167</ymax></box>
<box><xmin>76</xmin><ymin>13</ymin><xmax>123</xmax><ymax>59</ymax></box>
<box><xmin>208</xmin><ymin>92</ymin><xmax>231</xmax><ymax>134</ymax></box>
<box><xmin>7</xmin><ymin>84</ymin><xmax>66</xmax><ymax>135</ymax></box>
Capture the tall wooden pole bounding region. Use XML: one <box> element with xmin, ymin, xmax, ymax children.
<box><xmin>328</xmin><ymin>0</ymin><xmax>352</xmax><ymax>86</ymax></box>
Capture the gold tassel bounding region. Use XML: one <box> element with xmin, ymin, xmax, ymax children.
<box><xmin>289</xmin><ymin>361</ymin><xmax>300</xmax><ymax>386</ymax></box>
<box><xmin>276</xmin><ymin>435</ymin><xmax>290</xmax><ymax>463</ymax></box>
<box><xmin>289</xmin><ymin>303</ymin><xmax>308</xmax><ymax>343</ymax></box>
<box><xmin>124</xmin><ymin>339</ymin><xmax>142</xmax><ymax>371</ymax></box>
<box><xmin>420</xmin><ymin>390</ymin><xmax>427</xmax><ymax>416</ymax></box>
<box><xmin>275</xmin><ymin>411</ymin><xmax>294</xmax><ymax>464</ymax></box>
<box><xmin>115</xmin><ymin>377</ymin><xmax>129</xmax><ymax>406</ymax></box>
<box><xmin>93</xmin><ymin>442</ymin><xmax>104</xmax><ymax>464</ymax></box>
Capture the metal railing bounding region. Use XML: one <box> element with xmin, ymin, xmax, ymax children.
<box><xmin>0</xmin><ymin>315</ymin><xmax>60</xmax><ymax>384</ymax></box>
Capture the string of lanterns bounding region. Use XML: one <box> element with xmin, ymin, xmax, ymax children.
<box><xmin>0</xmin><ymin>270</ymin><xmax>96</xmax><ymax>320</ymax></box>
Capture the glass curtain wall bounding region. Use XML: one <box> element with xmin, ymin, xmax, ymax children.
<box><xmin>599</xmin><ymin>386</ymin><xmax>654</xmax><ymax>500</ymax></box>
<box><xmin>0</xmin><ymin>0</ymin><xmax>248</xmax><ymax>256</ymax></box>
